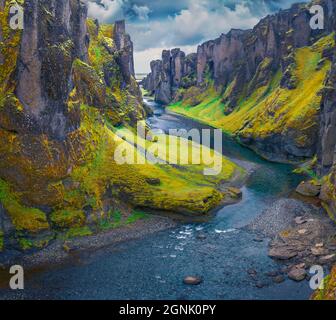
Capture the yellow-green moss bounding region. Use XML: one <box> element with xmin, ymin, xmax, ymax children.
<box><xmin>0</xmin><ymin>0</ymin><xmax>25</xmax><ymax>96</ymax></box>
<box><xmin>63</xmin><ymin>105</ymin><xmax>243</xmax><ymax>215</ymax></box>
<box><xmin>65</xmin><ymin>226</ymin><xmax>93</xmax><ymax>239</ymax></box>
<box><xmin>50</xmin><ymin>209</ymin><xmax>86</xmax><ymax>229</ymax></box>
<box><xmin>169</xmin><ymin>35</ymin><xmax>333</xmax><ymax>148</ymax></box>
<box><xmin>0</xmin><ymin>179</ymin><xmax>49</xmax><ymax>233</ymax></box>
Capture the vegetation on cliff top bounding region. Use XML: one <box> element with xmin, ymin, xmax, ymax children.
<box><xmin>0</xmin><ymin>12</ymin><xmax>244</xmax><ymax>252</ymax></box>
<box><xmin>169</xmin><ymin>34</ymin><xmax>334</xmax><ymax>155</ymax></box>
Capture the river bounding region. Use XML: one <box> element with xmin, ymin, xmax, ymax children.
<box><xmin>0</xmin><ymin>97</ymin><xmax>314</xmax><ymax>300</ymax></box>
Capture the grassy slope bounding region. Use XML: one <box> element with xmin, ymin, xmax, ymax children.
<box><xmin>65</xmin><ymin>106</ymin><xmax>244</xmax><ymax>216</ymax></box>
<box><xmin>169</xmin><ymin>35</ymin><xmax>333</xmax><ymax>147</ymax></box>
<box><xmin>0</xmin><ymin>16</ymin><xmax>245</xmax><ymax>251</ymax></box>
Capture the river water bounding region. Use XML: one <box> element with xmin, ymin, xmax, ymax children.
<box><xmin>0</xmin><ymin>97</ymin><xmax>313</xmax><ymax>300</ymax></box>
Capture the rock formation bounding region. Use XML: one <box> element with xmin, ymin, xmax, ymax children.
<box><xmin>318</xmin><ymin>5</ymin><xmax>336</xmax><ymax>220</ymax></box>
<box><xmin>144</xmin><ymin>0</ymin><xmax>334</xmax><ymax>106</ymax></box>
<box><xmin>0</xmin><ymin>0</ymin><xmax>241</xmax><ymax>253</ymax></box>
<box><xmin>142</xmin><ymin>49</ymin><xmax>196</xmax><ymax>104</ymax></box>
<box><xmin>143</xmin><ymin>0</ymin><xmax>335</xmax><ymax>163</ymax></box>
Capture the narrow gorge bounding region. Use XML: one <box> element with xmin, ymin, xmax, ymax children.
<box><xmin>142</xmin><ymin>0</ymin><xmax>336</xmax><ymax>298</ymax></box>
<box><xmin>0</xmin><ymin>0</ymin><xmax>243</xmax><ymax>254</ymax></box>
<box><xmin>0</xmin><ymin>0</ymin><xmax>335</xmax><ymax>300</ymax></box>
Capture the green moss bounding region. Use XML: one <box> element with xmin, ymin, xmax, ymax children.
<box><xmin>63</xmin><ymin>105</ymin><xmax>244</xmax><ymax>216</ymax></box>
<box><xmin>0</xmin><ymin>179</ymin><xmax>49</xmax><ymax>233</ymax></box>
<box><xmin>126</xmin><ymin>210</ymin><xmax>149</xmax><ymax>224</ymax></box>
<box><xmin>97</xmin><ymin>209</ymin><xmax>147</xmax><ymax>231</ymax></box>
<box><xmin>18</xmin><ymin>238</ymin><xmax>33</xmax><ymax>251</ymax></box>
<box><xmin>65</xmin><ymin>226</ymin><xmax>93</xmax><ymax>239</ymax></box>
<box><xmin>169</xmin><ymin>35</ymin><xmax>333</xmax><ymax>152</ymax></box>
<box><xmin>50</xmin><ymin>209</ymin><xmax>86</xmax><ymax>229</ymax></box>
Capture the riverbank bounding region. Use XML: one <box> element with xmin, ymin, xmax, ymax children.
<box><xmin>246</xmin><ymin>198</ymin><xmax>336</xmax><ymax>284</ymax></box>
<box><xmin>0</xmin><ymin>215</ymin><xmax>177</xmax><ymax>272</ymax></box>
<box><xmin>0</xmin><ymin>98</ymin><xmax>328</xmax><ymax>300</ymax></box>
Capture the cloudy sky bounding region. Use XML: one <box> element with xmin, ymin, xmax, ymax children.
<box><xmin>87</xmin><ymin>0</ymin><xmax>307</xmax><ymax>73</ymax></box>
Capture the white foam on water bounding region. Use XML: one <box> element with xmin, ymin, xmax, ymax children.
<box><xmin>214</xmin><ymin>228</ymin><xmax>236</xmax><ymax>234</ymax></box>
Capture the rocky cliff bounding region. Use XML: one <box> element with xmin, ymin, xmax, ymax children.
<box><xmin>145</xmin><ymin>0</ymin><xmax>335</xmax><ymax>163</ymax></box>
<box><xmin>142</xmin><ymin>49</ymin><xmax>197</xmax><ymax>104</ymax></box>
<box><xmin>144</xmin><ymin>0</ymin><xmax>334</xmax><ymax>104</ymax></box>
<box><xmin>318</xmin><ymin>8</ymin><xmax>336</xmax><ymax>220</ymax></box>
<box><xmin>0</xmin><ymin>0</ymin><xmax>242</xmax><ymax>253</ymax></box>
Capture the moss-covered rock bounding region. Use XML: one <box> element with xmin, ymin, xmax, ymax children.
<box><xmin>0</xmin><ymin>2</ymin><xmax>245</xmax><ymax>254</ymax></box>
<box><xmin>169</xmin><ymin>34</ymin><xmax>334</xmax><ymax>163</ymax></box>
<box><xmin>50</xmin><ymin>210</ymin><xmax>86</xmax><ymax>229</ymax></box>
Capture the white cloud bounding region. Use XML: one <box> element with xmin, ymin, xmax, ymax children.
<box><xmin>86</xmin><ymin>0</ymin><xmax>266</xmax><ymax>73</ymax></box>
<box><xmin>132</xmin><ymin>4</ymin><xmax>151</xmax><ymax>21</ymax></box>
<box><xmin>130</xmin><ymin>2</ymin><xmax>260</xmax><ymax>73</ymax></box>
<box><xmin>88</xmin><ymin>0</ymin><xmax>126</xmax><ymax>22</ymax></box>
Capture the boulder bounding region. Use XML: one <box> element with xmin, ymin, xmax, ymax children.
<box><xmin>296</xmin><ymin>181</ymin><xmax>321</xmax><ymax>197</ymax></box>
<box><xmin>183</xmin><ymin>276</ymin><xmax>203</xmax><ymax>286</ymax></box>
<box><xmin>273</xmin><ymin>275</ymin><xmax>285</xmax><ymax>284</ymax></box>
<box><xmin>288</xmin><ymin>265</ymin><xmax>307</xmax><ymax>282</ymax></box>
<box><xmin>268</xmin><ymin>246</ymin><xmax>298</xmax><ymax>260</ymax></box>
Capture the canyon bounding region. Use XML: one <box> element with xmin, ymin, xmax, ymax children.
<box><xmin>0</xmin><ymin>0</ymin><xmax>243</xmax><ymax>254</ymax></box>
<box><xmin>142</xmin><ymin>0</ymin><xmax>335</xmax><ymax>163</ymax></box>
<box><xmin>0</xmin><ymin>0</ymin><xmax>335</xmax><ymax>300</ymax></box>
<box><xmin>143</xmin><ymin>0</ymin><xmax>336</xmax><ymax>219</ymax></box>
<box><xmin>142</xmin><ymin>0</ymin><xmax>336</xmax><ymax>298</ymax></box>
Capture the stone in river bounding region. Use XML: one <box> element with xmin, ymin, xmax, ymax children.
<box><xmin>196</xmin><ymin>234</ymin><xmax>207</xmax><ymax>240</ymax></box>
<box><xmin>319</xmin><ymin>254</ymin><xmax>336</xmax><ymax>264</ymax></box>
<box><xmin>297</xmin><ymin>229</ymin><xmax>308</xmax><ymax>235</ymax></box>
<box><xmin>255</xmin><ymin>282</ymin><xmax>266</xmax><ymax>288</ymax></box>
<box><xmin>311</xmin><ymin>247</ymin><xmax>328</xmax><ymax>256</ymax></box>
<box><xmin>288</xmin><ymin>265</ymin><xmax>307</xmax><ymax>282</ymax></box>
<box><xmin>183</xmin><ymin>276</ymin><xmax>203</xmax><ymax>285</ymax></box>
<box><xmin>273</xmin><ymin>275</ymin><xmax>285</xmax><ymax>284</ymax></box>
<box><xmin>266</xmin><ymin>270</ymin><xmax>279</xmax><ymax>277</ymax></box>
<box><xmin>268</xmin><ymin>247</ymin><xmax>298</xmax><ymax>260</ymax></box>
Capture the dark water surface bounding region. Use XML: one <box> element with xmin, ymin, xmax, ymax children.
<box><xmin>0</xmin><ymin>97</ymin><xmax>313</xmax><ymax>300</ymax></box>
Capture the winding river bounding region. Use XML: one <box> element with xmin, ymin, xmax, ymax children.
<box><xmin>0</xmin><ymin>97</ymin><xmax>314</xmax><ymax>300</ymax></box>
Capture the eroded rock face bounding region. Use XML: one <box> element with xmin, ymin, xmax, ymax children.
<box><xmin>0</xmin><ymin>2</ymin><xmax>147</xmax><ymax>246</ymax></box>
<box><xmin>318</xmin><ymin>4</ymin><xmax>336</xmax><ymax>219</ymax></box>
<box><xmin>143</xmin><ymin>0</ymin><xmax>334</xmax><ymax>106</ymax></box>
<box><xmin>15</xmin><ymin>0</ymin><xmax>89</xmax><ymax>139</ymax></box>
<box><xmin>142</xmin><ymin>49</ymin><xmax>197</xmax><ymax>104</ymax></box>
<box><xmin>114</xmin><ymin>20</ymin><xmax>135</xmax><ymax>82</ymax></box>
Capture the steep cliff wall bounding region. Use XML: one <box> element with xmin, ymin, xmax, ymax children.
<box><xmin>0</xmin><ymin>0</ymin><xmax>242</xmax><ymax>252</ymax></box>
<box><xmin>145</xmin><ymin>0</ymin><xmax>335</xmax><ymax>163</ymax></box>
<box><xmin>318</xmin><ymin>8</ymin><xmax>336</xmax><ymax>220</ymax></box>
<box><xmin>142</xmin><ymin>49</ymin><xmax>197</xmax><ymax>104</ymax></box>
<box><xmin>144</xmin><ymin>0</ymin><xmax>334</xmax><ymax>105</ymax></box>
